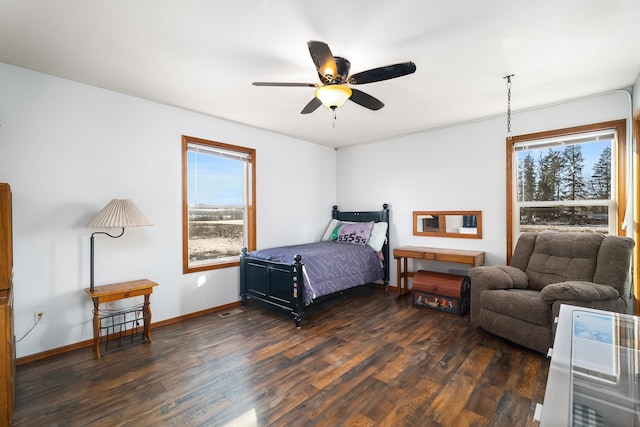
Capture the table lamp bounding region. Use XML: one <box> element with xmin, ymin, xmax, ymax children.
<box><xmin>86</xmin><ymin>199</ymin><xmax>154</xmax><ymax>291</ymax></box>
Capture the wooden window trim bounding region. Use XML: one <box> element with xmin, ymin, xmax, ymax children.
<box><xmin>506</xmin><ymin>119</ymin><xmax>627</xmax><ymax>264</ymax></box>
<box><xmin>182</xmin><ymin>135</ymin><xmax>256</xmax><ymax>273</ymax></box>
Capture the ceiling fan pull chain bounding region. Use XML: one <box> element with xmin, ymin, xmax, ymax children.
<box><xmin>333</xmin><ymin>108</ymin><xmax>337</xmax><ymax>128</ymax></box>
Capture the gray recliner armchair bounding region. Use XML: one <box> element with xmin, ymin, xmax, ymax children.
<box><xmin>469</xmin><ymin>231</ymin><xmax>635</xmax><ymax>354</ymax></box>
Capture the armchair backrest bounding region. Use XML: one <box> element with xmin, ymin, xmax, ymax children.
<box><xmin>525</xmin><ymin>232</ymin><xmax>602</xmax><ymax>290</ymax></box>
<box><xmin>509</xmin><ymin>232</ymin><xmax>537</xmax><ymax>272</ymax></box>
<box><xmin>510</xmin><ymin>232</ymin><xmax>634</xmax><ymax>293</ymax></box>
<box><xmin>593</xmin><ymin>235</ymin><xmax>635</xmax><ymax>296</ymax></box>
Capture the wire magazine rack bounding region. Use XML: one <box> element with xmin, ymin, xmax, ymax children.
<box><xmin>96</xmin><ymin>304</ymin><xmax>149</xmax><ymax>353</ymax></box>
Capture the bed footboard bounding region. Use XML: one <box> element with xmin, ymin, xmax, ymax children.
<box><xmin>240</xmin><ymin>248</ymin><xmax>305</xmax><ymax>327</ymax></box>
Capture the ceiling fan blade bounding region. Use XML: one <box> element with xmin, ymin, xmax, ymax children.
<box><xmin>301</xmin><ymin>97</ymin><xmax>322</xmax><ymax>114</ymax></box>
<box><xmin>252</xmin><ymin>82</ymin><xmax>317</xmax><ymax>87</ymax></box>
<box><xmin>348</xmin><ymin>62</ymin><xmax>416</xmax><ymax>85</ymax></box>
<box><xmin>307</xmin><ymin>40</ymin><xmax>338</xmax><ymax>84</ymax></box>
<box><xmin>349</xmin><ymin>88</ymin><xmax>384</xmax><ymax>110</ymax></box>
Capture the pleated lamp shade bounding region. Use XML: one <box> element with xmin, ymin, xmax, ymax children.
<box><xmin>86</xmin><ymin>199</ymin><xmax>154</xmax><ymax>228</ymax></box>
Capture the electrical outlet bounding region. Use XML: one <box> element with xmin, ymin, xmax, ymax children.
<box><xmin>34</xmin><ymin>310</ymin><xmax>46</xmax><ymax>324</ymax></box>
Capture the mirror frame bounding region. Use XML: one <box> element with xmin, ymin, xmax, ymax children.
<box><xmin>413</xmin><ymin>210</ymin><xmax>483</xmax><ymax>239</ymax></box>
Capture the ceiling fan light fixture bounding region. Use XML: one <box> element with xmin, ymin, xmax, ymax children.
<box><xmin>315</xmin><ymin>85</ymin><xmax>352</xmax><ymax>109</ymax></box>
<box><xmin>323</xmin><ymin>66</ymin><xmax>335</xmax><ymax>78</ymax></box>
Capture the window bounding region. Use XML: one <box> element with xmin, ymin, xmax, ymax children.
<box><xmin>506</xmin><ymin>120</ymin><xmax>627</xmax><ymax>261</ymax></box>
<box><xmin>182</xmin><ymin>136</ymin><xmax>256</xmax><ymax>273</ymax></box>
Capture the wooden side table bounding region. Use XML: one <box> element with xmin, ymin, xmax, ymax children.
<box><xmin>393</xmin><ymin>246</ymin><xmax>484</xmax><ymax>297</ymax></box>
<box><xmin>84</xmin><ymin>279</ymin><xmax>158</xmax><ymax>359</ymax></box>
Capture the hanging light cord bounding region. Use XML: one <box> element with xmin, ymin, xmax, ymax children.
<box><xmin>504</xmin><ymin>74</ymin><xmax>515</xmax><ymax>139</ymax></box>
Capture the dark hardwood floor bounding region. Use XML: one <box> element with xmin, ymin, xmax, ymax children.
<box><xmin>14</xmin><ymin>286</ymin><xmax>549</xmax><ymax>426</ymax></box>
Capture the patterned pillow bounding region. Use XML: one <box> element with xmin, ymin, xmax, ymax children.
<box><xmin>336</xmin><ymin>221</ymin><xmax>374</xmax><ymax>245</ymax></box>
<box><xmin>329</xmin><ymin>223</ymin><xmax>342</xmax><ymax>241</ymax></box>
<box><xmin>321</xmin><ymin>219</ymin><xmax>340</xmax><ymax>240</ymax></box>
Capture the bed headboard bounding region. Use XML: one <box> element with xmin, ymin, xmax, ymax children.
<box><xmin>331</xmin><ymin>204</ymin><xmax>390</xmax><ymax>285</ymax></box>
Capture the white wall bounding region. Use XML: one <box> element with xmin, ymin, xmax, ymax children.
<box><xmin>634</xmin><ymin>71</ymin><xmax>640</xmax><ymax>115</ymax></box>
<box><xmin>337</xmin><ymin>90</ymin><xmax>633</xmax><ymax>281</ymax></box>
<box><xmin>0</xmin><ymin>63</ymin><xmax>336</xmax><ymax>358</ymax></box>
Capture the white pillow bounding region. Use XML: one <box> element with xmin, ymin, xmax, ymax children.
<box><xmin>368</xmin><ymin>221</ymin><xmax>388</xmax><ymax>252</ymax></box>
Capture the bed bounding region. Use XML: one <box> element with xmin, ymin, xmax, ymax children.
<box><xmin>240</xmin><ymin>204</ymin><xmax>390</xmax><ymax>327</ymax></box>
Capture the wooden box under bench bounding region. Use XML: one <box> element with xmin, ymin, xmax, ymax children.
<box><xmin>411</xmin><ymin>270</ymin><xmax>470</xmax><ymax>316</ymax></box>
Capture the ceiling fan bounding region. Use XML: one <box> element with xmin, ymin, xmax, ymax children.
<box><xmin>253</xmin><ymin>40</ymin><xmax>417</xmax><ymax>114</ymax></box>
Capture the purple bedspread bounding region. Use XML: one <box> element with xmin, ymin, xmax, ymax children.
<box><xmin>248</xmin><ymin>241</ymin><xmax>383</xmax><ymax>304</ymax></box>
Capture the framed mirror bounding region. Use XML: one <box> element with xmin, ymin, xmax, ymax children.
<box><xmin>413</xmin><ymin>210</ymin><xmax>482</xmax><ymax>239</ymax></box>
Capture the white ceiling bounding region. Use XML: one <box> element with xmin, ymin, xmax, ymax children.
<box><xmin>2</xmin><ymin>0</ymin><xmax>639</xmax><ymax>149</ymax></box>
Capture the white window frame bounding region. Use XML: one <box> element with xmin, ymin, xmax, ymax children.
<box><xmin>513</xmin><ymin>129</ymin><xmax>617</xmax><ymax>237</ymax></box>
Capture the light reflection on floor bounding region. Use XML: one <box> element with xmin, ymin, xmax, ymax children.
<box><xmin>223</xmin><ymin>407</ymin><xmax>258</xmax><ymax>427</ymax></box>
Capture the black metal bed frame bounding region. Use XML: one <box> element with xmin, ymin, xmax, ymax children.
<box><xmin>240</xmin><ymin>204</ymin><xmax>390</xmax><ymax>327</ymax></box>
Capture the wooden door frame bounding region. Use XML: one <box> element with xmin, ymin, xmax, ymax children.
<box><xmin>634</xmin><ymin>110</ymin><xmax>639</xmax><ymax>314</ymax></box>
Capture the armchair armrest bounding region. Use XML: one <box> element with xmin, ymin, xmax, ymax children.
<box><xmin>468</xmin><ymin>265</ymin><xmax>528</xmax><ymax>324</ymax></box>
<box><xmin>468</xmin><ymin>265</ymin><xmax>527</xmax><ymax>290</ymax></box>
<box><xmin>539</xmin><ymin>281</ymin><xmax>619</xmax><ymax>304</ymax></box>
